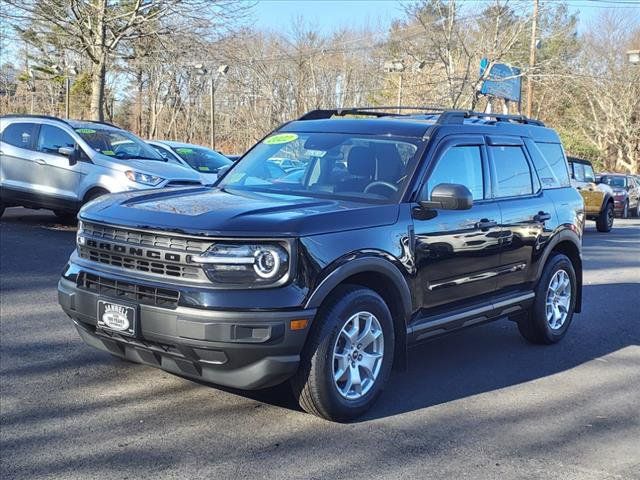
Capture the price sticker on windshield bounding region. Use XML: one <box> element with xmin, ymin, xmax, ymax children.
<box><xmin>263</xmin><ymin>133</ymin><xmax>298</xmax><ymax>145</ymax></box>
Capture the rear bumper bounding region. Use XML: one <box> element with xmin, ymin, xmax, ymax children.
<box><xmin>58</xmin><ymin>277</ymin><xmax>316</xmax><ymax>389</ymax></box>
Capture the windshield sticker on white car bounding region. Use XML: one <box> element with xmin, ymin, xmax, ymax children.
<box><xmin>263</xmin><ymin>133</ymin><xmax>298</xmax><ymax>145</ymax></box>
<box><xmin>176</xmin><ymin>148</ymin><xmax>193</xmax><ymax>154</ymax></box>
<box><xmin>76</xmin><ymin>128</ymin><xmax>96</xmax><ymax>134</ymax></box>
<box><xmin>198</xmin><ymin>166</ymin><xmax>210</xmax><ymax>171</ymax></box>
<box><xmin>101</xmin><ymin>150</ymin><xmax>115</xmax><ymax>155</ymax></box>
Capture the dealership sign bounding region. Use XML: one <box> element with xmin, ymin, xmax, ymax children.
<box><xmin>479</xmin><ymin>59</ymin><xmax>522</xmax><ymax>102</ymax></box>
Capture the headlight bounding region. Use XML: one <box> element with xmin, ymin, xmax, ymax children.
<box><xmin>190</xmin><ymin>242</ymin><xmax>290</xmax><ymax>287</ymax></box>
<box><xmin>125</xmin><ymin>170</ymin><xmax>164</xmax><ymax>186</ymax></box>
<box><xmin>76</xmin><ymin>220</ymin><xmax>86</xmax><ymax>246</ymax></box>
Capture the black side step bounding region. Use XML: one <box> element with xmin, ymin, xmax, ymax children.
<box><xmin>407</xmin><ymin>292</ymin><xmax>535</xmax><ymax>344</ymax></box>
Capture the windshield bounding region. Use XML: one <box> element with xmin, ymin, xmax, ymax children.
<box><xmin>75</xmin><ymin>127</ymin><xmax>164</xmax><ymax>161</ymax></box>
<box><xmin>172</xmin><ymin>146</ymin><xmax>231</xmax><ymax>172</ymax></box>
<box><xmin>601</xmin><ymin>176</ymin><xmax>626</xmax><ymax>188</ymax></box>
<box><xmin>217</xmin><ymin>132</ymin><xmax>422</xmax><ymax>203</ymax></box>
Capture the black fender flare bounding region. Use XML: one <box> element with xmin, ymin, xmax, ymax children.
<box><xmin>304</xmin><ymin>256</ymin><xmax>413</xmax><ymax>323</ymax></box>
<box><xmin>536</xmin><ymin>228</ymin><xmax>583</xmax><ymax>313</ymax></box>
<box><xmin>600</xmin><ymin>192</ymin><xmax>614</xmax><ymax>213</ymax></box>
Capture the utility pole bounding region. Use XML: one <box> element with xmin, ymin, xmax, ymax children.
<box><xmin>209</xmin><ymin>76</ymin><xmax>215</xmax><ymax>150</ymax></box>
<box><xmin>396</xmin><ymin>73</ymin><xmax>403</xmax><ymax>115</ymax></box>
<box><xmin>526</xmin><ymin>0</ymin><xmax>539</xmax><ymax>118</ymax></box>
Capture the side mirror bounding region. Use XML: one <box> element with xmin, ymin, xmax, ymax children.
<box><xmin>420</xmin><ymin>183</ymin><xmax>473</xmax><ymax>210</ymax></box>
<box><xmin>58</xmin><ymin>146</ymin><xmax>78</xmax><ymax>166</ymax></box>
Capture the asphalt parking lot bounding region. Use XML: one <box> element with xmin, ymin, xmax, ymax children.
<box><xmin>1</xmin><ymin>207</ymin><xmax>639</xmax><ymax>480</ymax></box>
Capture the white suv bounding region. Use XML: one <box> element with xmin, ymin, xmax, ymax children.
<box><xmin>0</xmin><ymin>115</ymin><xmax>202</xmax><ymax>220</ymax></box>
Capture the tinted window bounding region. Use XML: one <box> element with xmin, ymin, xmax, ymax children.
<box><xmin>1</xmin><ymin>122</ymin><xmax>37</xmax><ymax>149</ymax></box>
<box><xmin>218</xmin><ymin>132</ymin><xmax>422</xmax><ymax>203</ymax></box>
<box><xmin>490</xmin><ymin>146</ymin><xmax>533</xmax><ymax>197</ymax></box>
<box><xmin>600</xmin><ymin>175</ymin><xmax>626</xmax><ymax>188</ymax></box>
<box><xmin>531</xmin><ymin>142</ymin><xmax>570</xmax><ymax>188</ymax></box>
<box><xmin>172</xmin><ymin>146</ymin><xmax>231</xmax><ymax>172</ymax></box>
<box><xmin>38</xmin><ymin>125</ymin><xmax>75</xmax><ymax>154</ymax></box>
<box><xmin>425</xmin><ymin>146</ymin><xmax>484</xmax><ymax>200</ymax></box>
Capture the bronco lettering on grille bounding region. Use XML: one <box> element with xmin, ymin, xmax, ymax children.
<box><xmin>85</xmin><ymin>239</ymin><xmax>186</xmax><ymax>263</ymax></box>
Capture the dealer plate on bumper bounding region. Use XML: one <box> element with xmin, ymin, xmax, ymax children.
<box><xmin>97</xmin><ymin>300</ymin><xmax>137</xmax><ymax>336</ymax></box>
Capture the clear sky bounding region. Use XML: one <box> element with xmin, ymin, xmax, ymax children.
<box><xmin>251</xmin><ymin>0</ymin><xmax>640</xmax><ymax>35</ymax></box>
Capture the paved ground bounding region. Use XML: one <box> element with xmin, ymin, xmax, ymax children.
<box><xmin>1</xmin><ymin>207</ymin><xmax>639</xmax><ymax>480</ymax></box>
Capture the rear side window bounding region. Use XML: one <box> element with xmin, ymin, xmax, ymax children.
<box><xmin>38</xmin><ymin>125</ymin><xmax>76</xmax><ymax>154</ymax></box>
<box><xmin>424</xmin><ymin>145</ymin><xmax>484</xmax><ymax>200</ymax></box>
<box><xmin>489</xmin><ymin>146</ymin><xmax>533</xmax><ymax>198</ymax></box>
<box><xmin>531</xmin><ymin>142</ymin><xmax>570</xmax><ymax>188</ymax></box>
<box><xmin>1</xmin><ymin>122</ymin><xmax>37</xmax><ymax>149</ymax></box>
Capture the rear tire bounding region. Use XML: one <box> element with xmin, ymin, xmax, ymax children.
<box><xmin>595</xmin><ymin>201</ymin><xmax>614</xmax><ymax>232</ymax></box>
<box><xmin>518</xmin><ymin>253</ymin><xmax>577</xmax><ymax>345</ymax></box>
<box><xmin>291</xmin><ymin>285</ymin><xmax>395</xmax><ymax>422</ymax></box>
<box><xmin>620</xmin><ymin>201</ymin><xmax>629</xmax><ymax>219</ymax></box>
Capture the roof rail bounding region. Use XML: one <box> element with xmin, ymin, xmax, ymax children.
<box><xmin>76</xmin><ymin>119</ymin><xmax>119</xmax><ymax>128</ymax></box>
<box><xmin>0</xmin><ymin>114</ymin><xmax>72</xmax><ymax>126</ymax></box>
<box><xmin>0</xmin><ymin>114</ymin><xmax>120</xmax><ymax>129</ymax></box>
<box><xmin>297</xmin><ymin>107</ymin><xmax>544</xmax><ymax>126</ymax></box>
<box><xmin>298</xmin><ymin>106</ymin><xmax>449</xmax><ymax>120</ymax></box>
<box><xmin>436</xmin><ymin>110</ymin><xmax>545</xmax><ymax>126</ymax></box>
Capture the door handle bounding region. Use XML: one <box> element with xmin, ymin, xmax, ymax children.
<box><xmin>476</xmin><ymin>219</ymin><xmax>498</xmax><ymax>230</ymax></box>
<box><xmin>534</xmin><ymin>211</ymin><xmax>551</xmax><ymax>222</ymax></box>
<box><xmin>35</xmin><ymin>159</ymin><xmax>47</xmax><ymax>165</ymax></box>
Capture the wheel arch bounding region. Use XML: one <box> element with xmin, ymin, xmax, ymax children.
<box><xmin>600</xmin><ymin>192</ymin><xmax>614</xmax><ymax>212</ymax></box>
<box><xmin>304</xmin><ymin>256</ymin><xmax>413</xmax><ymax>370</ymax></box>
<box><xmin>537</xmin><ymin>231</ymin><xmax>583</xmax><ymax>313</ymax></box>
<box><xmin>82</xmin><ymin>186</ymin><xmax>110</xmax><ymax>204</ymax></box>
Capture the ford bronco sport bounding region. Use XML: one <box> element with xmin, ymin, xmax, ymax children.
<box><xmin>567</xmin><ymin>157</ymin><xmax>615</xmax><ymax>232</ymax></box>
<box><xmin>58</xmin><ymin>107</ymin><xmax>584</xmax><ymax>421</ymax></box>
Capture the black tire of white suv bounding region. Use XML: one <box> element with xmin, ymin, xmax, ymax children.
<box><xmin>518</xmin><ymin>253</ymin><xmax>577</xmax><ymax>345</ymax></box>
<box><xmin>291</xmin><ymin>285</ymin><xmax>395</xmax><ymax>422</ymax></box>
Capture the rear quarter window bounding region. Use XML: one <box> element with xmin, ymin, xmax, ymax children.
<box><xmin>529</xmin><ymin>141</ymin><xmax>571</xmax><ymax>189</ymax></box>
<box><xmin>1</xmin><ymin>122</ymin><xmax>38</xmax><ymax>150</ymax></box>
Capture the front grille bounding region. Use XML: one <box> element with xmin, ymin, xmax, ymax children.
<box><xmin>78</xmin><ymin>221</ymin><xmax>213</xmax><ymax>282</ymax></box>
<box><xmin>81</xmin><ymin>222</ymin><xmax>212</xmax><ymax>253</ymax></box>
<box><xmin>78</xmin><ymin>246</ymin><xmax>203</xmax><ymax>279</ymax></box>
<box><xmin>78</xmin><ymin>272</ymin><xmax>180</xmax><ymax>309</ymax></box>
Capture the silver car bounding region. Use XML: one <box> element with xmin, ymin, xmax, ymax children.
<box><xmin>147</xmin><ymin>140</ymin><xmax>232</xmax><ymax>185</ymax></box>
<box><xmin>0</xmin><ymin>115</ymin><xmax>202</xmax><ymax>220</ymax></box>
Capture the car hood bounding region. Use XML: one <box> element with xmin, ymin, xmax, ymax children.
<box><xmin>79</xmin><ymin>187</ymin><xmax>400</xmax><ymax>237</ymax></box>
<box><xmin>93</xmin><ymin>155</ymin><xmax>202</xmax><ymax>181</ymax></box>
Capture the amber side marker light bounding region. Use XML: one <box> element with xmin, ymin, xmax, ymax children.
<box><xmin>290</xmin><ymin>319</ymin><xmax>308</xmax><ymax>331</ymax></box>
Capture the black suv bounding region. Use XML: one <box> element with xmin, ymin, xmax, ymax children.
<box><xmin>58</xmin><ymin>108</ymin><xmax>584</xmax><ymax>421</ymax></box>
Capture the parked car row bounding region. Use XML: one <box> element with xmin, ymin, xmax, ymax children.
<box><xmin>0</xmin><ymin>114</ymin><xmax>239</xmax><ymax>219</ymax></box>
<box><xmin>567</xmin><ymin>156</ymin><xmax>640</xmax><ymax>233</ymax></box>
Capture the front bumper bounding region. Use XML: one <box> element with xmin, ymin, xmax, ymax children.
<box><xmin>58</xmin><ymin>277</ymin><xmax>316</xmax><ymax>390</ymax></box>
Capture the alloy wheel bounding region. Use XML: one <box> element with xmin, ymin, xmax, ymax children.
<box><xmin>332</xmin><ymin>311</ymin><xmax>384</xmax><ymax>400</ymax></box>
<box><xmin>545</xmin><ymin>269</ymin><xmax>572</xmax><ymax>330</ymax></box>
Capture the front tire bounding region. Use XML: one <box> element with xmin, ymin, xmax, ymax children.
<box><xmin>291</xmin><ymin>285</ymin><xmax>395</xmax><ymax>422</ymax></box>
<box><xmin>595</xmin><ymin>201</ymin><xmax>614</xmax><ymax>232</ymax></box>
<box><xmin>518</xmin><ymin>253</ymin><xmax>577</xmax><ymax>344</ymax></box>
